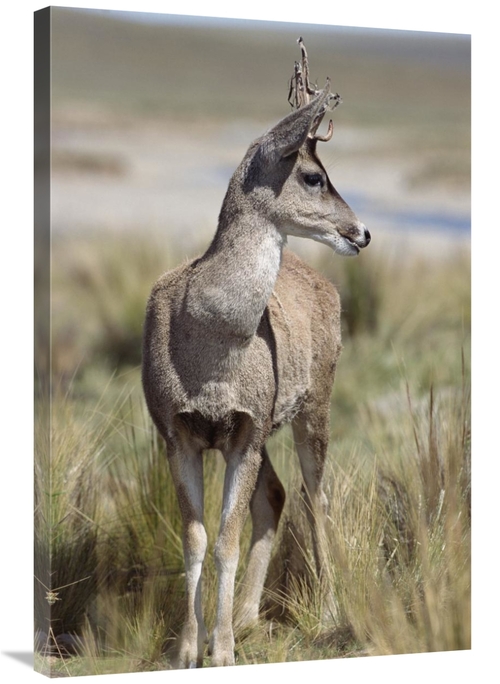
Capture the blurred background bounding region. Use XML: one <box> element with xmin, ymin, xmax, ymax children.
<box><xmin>47</xmin><ymin>6</ymin><xmax>470</xmax><ymax>381</ymax></box>
<box><xmin>50</xmin><ymin>8</ymin><xmax>470</xmax><ymax>246</ymax></box>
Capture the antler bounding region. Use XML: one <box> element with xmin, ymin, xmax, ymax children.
<box><xmin>288</xmin><ymin>37</ymin><xmax>341</xmax><ymax>143</ymax></box>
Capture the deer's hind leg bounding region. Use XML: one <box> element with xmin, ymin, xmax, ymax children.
<box><xmin>235</xmin><ymin>446</ymin><xmax>285</xmax><ymax>632</ymax></box>
<box><xmin>166</xmin><ymin>435</ymin><xmax>208</xmax><ymax>669</ymax></box>
<box><xmin>292</xmin><ymin>405</ymin><xmax>331</xmax><ymax>577</ymax></box>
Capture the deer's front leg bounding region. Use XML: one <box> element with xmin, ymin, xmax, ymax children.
<box><xmin>210</xmin><ymin>445</ymin><xmax>263</xmax><ymax>667</ymax></box>
<box><xmin>167</xmin><ymin>440</ymin><xmax>208</xmax><ymax>668</ymax></box>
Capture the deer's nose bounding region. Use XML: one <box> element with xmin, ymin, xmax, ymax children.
<box><xmin>364</xmin><ymin>227</ymin><xmax>371</xmax><ymax>246</ymax></box>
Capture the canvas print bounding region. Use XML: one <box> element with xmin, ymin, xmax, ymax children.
<box><xmin>34</xmin><ymin>6</ymin><xmax>471</xmax><ymax>677</ymax></box>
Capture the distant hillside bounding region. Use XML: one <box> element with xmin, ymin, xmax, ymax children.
<box><xmin>50</xmin><ymin>8</ymin><xmax>470</xmax><ymax>128</ymax></box>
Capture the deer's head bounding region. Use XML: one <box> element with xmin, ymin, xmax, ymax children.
<box><xmin>235</xmin><ymin>40</ymin><xmax>370</xmax><ymax>257</ymax></box>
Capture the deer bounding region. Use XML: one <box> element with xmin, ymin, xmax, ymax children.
<box><xmin>142</xmin><ymin>38</ymin><xmax>370</xmax><ymax>668</ymax></box>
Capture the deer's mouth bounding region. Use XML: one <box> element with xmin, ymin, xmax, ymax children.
<box><xmin>345</xmin><ymin>237</ymin><xmax>360</xmax><ymax>253</ymax></box>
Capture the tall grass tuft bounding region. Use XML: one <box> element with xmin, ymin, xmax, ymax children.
<box><xmin>264</xmin><ymin>379</ymin><xmax>471</xmax><ymax>658</ymax></box>
<box><xmin>51</xmin><ymin>232</ymin><xmax>193</xmax><ymax>380</ymax></box>
<box><xmin>34</xmin><ymin>388</ymin><xmax>112</xmax><ymax>659</ymax></box>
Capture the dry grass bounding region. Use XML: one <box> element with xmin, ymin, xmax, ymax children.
<box><xmin>35</xmin><ymin>230</ymin><xmax>470</xmax><ymax>675</ymax></box>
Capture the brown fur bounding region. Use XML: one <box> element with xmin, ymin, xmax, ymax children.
<box><xmin>142</xmin><ymin>87</ymin><xmax>369</xmax><ymax>667</ymax></box>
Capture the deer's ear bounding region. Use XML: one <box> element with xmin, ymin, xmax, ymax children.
<box><xmin>258</xmin><ymin>88</ymin><xmax>331</xmax><ymax>164</ymax></box>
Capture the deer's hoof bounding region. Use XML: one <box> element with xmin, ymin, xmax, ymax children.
<box><xmin>176</xmin><ymin>653</ymin><xmax>204</xmax><ymax>669</ymax></box>
<box><xmin>211</xmin><ymin>650</ymin><xmax>236</xmax><ymax>667</ymax></box>
<box><xmin>209</xmin><ymin>630</ymin><xmax>235</xmax><ymax>666</ymax></box>
<box><xmin>176</xmin><ymin>639</ymin><xmax>204</xmax><ymax>669</ymax></box>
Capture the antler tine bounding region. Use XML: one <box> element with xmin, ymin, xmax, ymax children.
<box><xmin>314</xmin><ymin>119</ymin><xmax>334</xmax><ymax>142</ymax></box>
<box><xmin>298</xmin><ymin>37</ymin><xmax>319</xmax><ymax>100</ymax></box>
<box><xmin>289</xmin><ymin>37</ymin><xmax>319</xmax><ymax>109</ymax></box>
<box><xmin>308</xmin><ymin>77</ymin><xmax>342</xmax><ymax>140</ymax></box>
<box><xmin>291</xmin><ymin>60</ymin><xmax>304</xmax><ymax>109</ymax></box>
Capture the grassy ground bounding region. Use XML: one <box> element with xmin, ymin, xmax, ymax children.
<box><xmin>34</xmin><ymin>232</ymin><xmax>470</xmax><ymax>676</ymax></box>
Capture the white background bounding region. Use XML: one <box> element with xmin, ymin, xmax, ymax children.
<box><xmin>1</xmin><ymin>1</ymin><xmax>494</xmax><ymax>682</ymax></box>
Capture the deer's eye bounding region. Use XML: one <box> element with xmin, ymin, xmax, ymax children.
<box><xmin>303</xmin><ymin>173</ymin><xmax>324</xmax><ymax>188</ymax></box>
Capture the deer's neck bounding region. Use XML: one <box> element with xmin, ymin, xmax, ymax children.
<box><xmin>186</xmin><ymin>213</ymin><xmax>285</xmax><ymax>341</ymax></box>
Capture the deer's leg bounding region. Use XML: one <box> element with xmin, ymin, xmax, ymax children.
<box><xmin>210</xmin><ymin>427</ymin><xmax>263</xmax><ymax>666</ymax></box>
<box><xmin>292</xmin><ymin>409</ymin><xmax>330</xmax><ymax>576</ymax></box>
<box><xmin>235</xmin><ymin>446</ymin><xmax>285</xmax><ymax>631</ymax></box>
<box><xmin>166</xmin><ymin>438</ymin><xmax>208</xmax><ymax>669</ymax></box>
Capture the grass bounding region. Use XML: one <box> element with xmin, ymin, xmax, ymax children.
<box><xmin>34</xmin><ymin>230</ymin><xmax>470</xmax><ymax>676</ymax></box>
